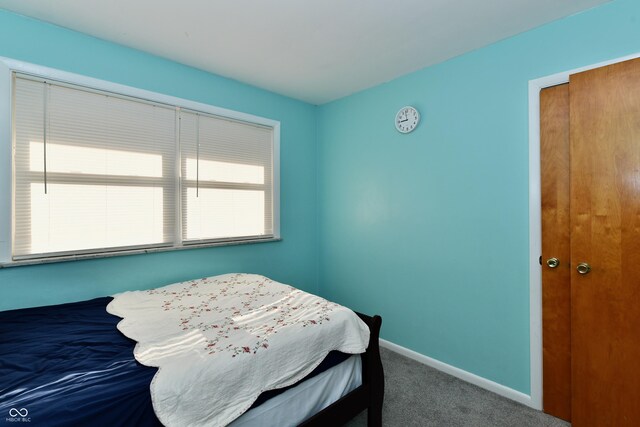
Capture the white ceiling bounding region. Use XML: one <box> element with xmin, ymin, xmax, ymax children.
<box><xmin>0</xmin><ymin>0</ymin><xmax>610</xmax><ymax>104</ymax></box>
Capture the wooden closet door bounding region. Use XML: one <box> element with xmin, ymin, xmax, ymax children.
<box><xmin>540</xmin><ymin>84</ymin><xmax>571</xmax><ymax>422</ymax></box>
<box><xmin>570</xmin><ymin>57</ymin><xmax>640</xmax><ymax>426</ymax></box>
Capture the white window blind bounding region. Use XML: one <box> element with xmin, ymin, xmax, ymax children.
<box><xmin>13</xmin><ymin>75</ymin><xmax>176</xmax><ymax>259</ymax></box>
<box><xmin>8</xmin><ymin>67</ymin><xmax>279</xmax><ymax>264</ymax></box>
<box><xmin>179</xmin><ymin>111</ymin><xmax>274</xmax><ymax>243</ymax></box>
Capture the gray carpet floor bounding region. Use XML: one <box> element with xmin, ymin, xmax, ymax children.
<box><xmin>344</xmin><ymin>347</ymin><xmax>569</xmax><ymax>427</ymax></box>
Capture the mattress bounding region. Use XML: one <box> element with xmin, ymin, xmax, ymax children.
<box><xmin>232</xmin><ymin>355</ymin><xmax>362</xmax><ymax>426</ymax></box>
<box><xmin>0</xmin><ymin>296</ymin><xmax>361</xmax><ymax>426</ymax></box>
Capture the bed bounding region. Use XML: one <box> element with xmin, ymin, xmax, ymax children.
<box><xmin>0</xmin><ymin>274</ymin><xmax>384</xmax><ymax>427</ymax></box>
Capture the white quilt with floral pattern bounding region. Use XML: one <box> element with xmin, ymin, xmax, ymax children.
<box><xmin>107</xmin><ymin>273</ymin><xmax>370</xmax><ymax>427</ymax></box>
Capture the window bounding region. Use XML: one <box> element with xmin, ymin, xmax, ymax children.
<box><xmin>13</xmin><ymin>76</ymin><xmax>176</xmax><ymax>258</ymax></box>
<box><xmin>179</xmin><ymin>112</ymin><xmax>274</xmax><ymax>243</ymax></box>
<box><xmin>1</xmin><ymin>62</ymin><xmax>279</xmax><ymax>264</ymax></box>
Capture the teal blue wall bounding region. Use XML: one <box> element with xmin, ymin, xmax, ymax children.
<box><xmin>317</xmin><ymin>0</ymin><xmax>640</xmax><ymax>394</ymax></box>
<box><xmin>0</xmin><ymin>10</ymin><xmax>319</xmax><ymax>310</ymax></box>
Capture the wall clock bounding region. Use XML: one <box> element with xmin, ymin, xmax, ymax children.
<box><xmin>395</xmin><ymin>106</ymin><xmax>420</xmax><ymax>133</ymax></box>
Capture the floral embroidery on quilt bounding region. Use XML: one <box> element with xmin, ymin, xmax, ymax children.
<box><xmin>146</xmin><ymin>273</ymin><xmax>338</xmax><ymax>357</ymax></box>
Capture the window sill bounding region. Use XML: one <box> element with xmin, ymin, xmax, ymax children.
<box><xmin>0</xmin><ymin>237</ymin><xmax>282</xmax><ymax>268</ymax></box>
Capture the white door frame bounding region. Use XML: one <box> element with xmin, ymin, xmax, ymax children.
<box><xmin>528</xmin><ymin>51</ymin><xmax>640</xmax><ymax>410</ymax></box>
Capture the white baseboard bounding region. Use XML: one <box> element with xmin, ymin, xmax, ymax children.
<box><xmin>379</xmin><ymin>339</ymin><xmax>535</xmax><ymax>408</ymax></box>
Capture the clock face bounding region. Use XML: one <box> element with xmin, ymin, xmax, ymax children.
<box><xmin>395</xmin><ymin>106</ymin><xmax>420</xmax><ymax>133</ymax></box>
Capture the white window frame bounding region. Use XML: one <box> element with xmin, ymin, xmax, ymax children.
<box><xmin>0</xmin><ymin>57</ymin><xmax>280</xmax><ymax>266</ymax></box>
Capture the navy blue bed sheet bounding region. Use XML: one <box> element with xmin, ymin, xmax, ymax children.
<box><xmin>0</xmin><ymin>297</ymin><xmax>350</xmax><ymax>427</ymax></box>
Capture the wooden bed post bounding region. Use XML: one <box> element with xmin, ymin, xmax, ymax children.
<box><xmin>364</xmin><ymin>315</ymin><xmax>384</xmax><ymax>427</ymax></box>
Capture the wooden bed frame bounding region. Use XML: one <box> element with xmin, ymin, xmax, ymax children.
<box><xmin>300</xmin><ymin>313</ymin><xmax>384</xmax><ymax>427</ymax></box>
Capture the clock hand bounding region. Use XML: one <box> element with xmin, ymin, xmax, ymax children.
<box><xmin>399</xmin><ymin>118</ymin><xmax>409</xmax><ymax>122</ymax></box>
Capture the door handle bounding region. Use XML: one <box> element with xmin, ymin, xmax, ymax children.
<box><xmin>576</xmin><ymin>262</ymin><xmax>591</xmax><ymax>275</ymax></box>
<box><xmin>546</xmin><ymin>257</ymin><xmax>560</xmax><ymax>268</ymax></box>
